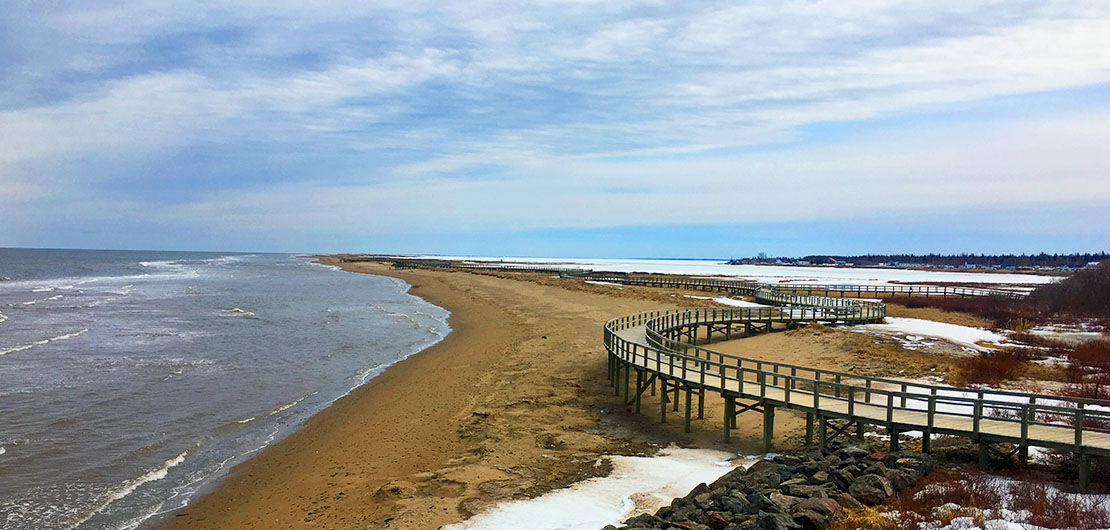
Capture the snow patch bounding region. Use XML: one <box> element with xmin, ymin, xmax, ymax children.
<box><xmin>444</xmin><ymin>447</ymin><xmax>755</xmax><ymax>530</ymax></box>
<box><xmin>684</xmin><ymin>295</ymin><xmax>768</xmax><ymax>308</ymax></box>
<box><xmin>855</xmin><ymin>317</ymin><xmax>1009</xmax><ymax>352</ymax></box>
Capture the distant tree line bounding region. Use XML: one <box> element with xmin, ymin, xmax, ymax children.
<box><xmin>797</xmin><ymin>253</ymin><xmax>1108</xmax><ymax>268</ymax></box>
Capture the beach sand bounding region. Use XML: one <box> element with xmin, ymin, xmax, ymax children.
<box><xmin>158</xmin><ymin>261</ymin><xmax>792</xmax><ymax>529</ymax></box>
<box><xmin>159</xmin><ymin>261</ymin><xmax>970</xmax><ymax>529</ymax></box>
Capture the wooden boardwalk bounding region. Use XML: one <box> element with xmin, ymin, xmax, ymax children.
<box><xmin>388</xmin><ymin>259</ymin><xmax>1108</xmax><ymax>489</ymax></box>
<box><xmin>600</xmin><ymin>276</ymin><xmax>1108</xmax><ymax>491</ymax></box>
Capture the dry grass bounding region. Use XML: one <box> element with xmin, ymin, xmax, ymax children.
<box><xmin>883</xmin><ymin>295</ymin><xmax>1045</xmax><ymax>331</ymax></box>
<box><xmin>952</xmin><ymin>350</ymin><xmax>1029</xmax><ymax>386</ymax></box>
<box><xmin>833</xmin><ymin>468</ymin><xmax>1110</xmax><ymax>530</ymax></box>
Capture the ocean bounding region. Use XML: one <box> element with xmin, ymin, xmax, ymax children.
<box><xmin>0</xmin><ymin>249</ymin><xmax>450</xmax><ymax>529</ymax></box>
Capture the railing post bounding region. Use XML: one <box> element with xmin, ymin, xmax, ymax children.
<box><xmin>1075</xmin><ymin>403</ymin><xmax>1085</xmax><ymax>450</ymax></box>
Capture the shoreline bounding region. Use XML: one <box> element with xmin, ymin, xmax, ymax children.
<box><xmin>157</xmin><ymin>259</ymin><xmax>719</xmax><ymax>529</ymax></box>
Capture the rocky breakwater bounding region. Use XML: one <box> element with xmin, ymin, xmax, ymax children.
<box><xmin>605</xmin><ymin>443</ymin><xmax>934</xmax><ymax>530</ymax></box>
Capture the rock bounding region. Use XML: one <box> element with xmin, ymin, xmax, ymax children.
<box><xmin>895</xmin><ymin>454</ymin><xmax>934</xmax><ymax>475</ymax></box>
<box><xmin>863</xmin><ymin>462</ymin><xmax>887</xmax><ymax>477</ymax></box>
<box><xmin>686</xmin><ymin>482</ymin><xmax>710</xmax><ymax>499</ymax></box>
<box><xmin>829</xmin><ymin>469</ymin><xmax>854</xmax><ymax>492</ymax></box>
<box><xmin>792</xmin><ymin>497</ymin><xmax>840</xmax><ymax>518</ymax></box>
<box><xmin>780</xmin><ymin>477</ymin><xmax>808</xmax><ymax>488</ymax></box>
<box><xmin>770</xmin><ymin>491</ymin><xmax>801</xmax><ymax>511</ymax></box>
<box><xmin>848</xmin><ymin>474</ymin><xmax>895</xmax><ymax>505</ymax></box>
<box><xmin>748</xmin><ymin>460</ymin><xmax>782</xmax><ymax>474</ymax></box>
<box><xmin>784</xmin><ymin>484</ymin><xmax>830</xmax><ymax>499</ymax></box>
<box><xmin>791</xmin><ymin>509</ymin><xmax>829</xmax><ymax>530</ymax></box>
<box><xmin>836</xmin><ymin>444</ymin><xmax>870</xmax><ymax>460</ymax></box>
<box><xmin>748</xmin><ymin>492</ymin><xmax>777</xmax><ymax>513</ymax></box>
<box><xmin>716</xmin><ymin>493</ymin><xmax>750</xmax><ymax>514</ymax></box>
<box><xmin>808</xmin><ymin>471</ymin><xmax>829</xmax><ymax>485</ymax></box>
<box><xmin>623</xmin><ymin>513</ymin><xmax>665</xmax><ymax>528</ymax></box>
<box><xmin>705</xmin><ymin>511</ymin><xmax>730</xmax><ymax>530</ymax></box>
<box><xmin>694</xmin><ymin>492</ymin><xmax>714</xmax><ymax>508</ymax></box>
<box><xmin>836</xmin><ymin>492</ymin><xmax>863</xmax><ymax>510</ymax></box>
<box><xmin>884</xmin><ymin>468</ymin><xmax>914</xmax><ymax>491</ymax></box>
<box><xmin>775</xmin><ymin>455</ymin><xmax>802</xmax><ymax>466</ymax></box>
<box><xmin>757</xmin><ymin>510</ymin><xmax>802</xmax><ymax>530</ymax></box>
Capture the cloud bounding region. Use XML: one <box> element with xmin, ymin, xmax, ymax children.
<box><xmin>1</xmin><ymin>1</ymin><xmax>1109</xmax><ymax>250</ymax></box>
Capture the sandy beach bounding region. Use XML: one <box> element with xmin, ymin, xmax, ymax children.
<box><xmin>158</xmin><ymin>260</ymin><xmax>798</xmax><ymax>529</ymax></box>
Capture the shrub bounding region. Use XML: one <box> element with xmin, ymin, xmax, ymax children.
<box><xmin>1032</xmin><ymin>261</ymin><xmax>1110</xmax><ymax>317</ymax></box>
<box><xmin>955</xmin><ymin>351</ymin><xmax>1027</xmax><ymax>386</ymax></box>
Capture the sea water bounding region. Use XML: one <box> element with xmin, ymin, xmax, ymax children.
<box><xmin>0</xmin><ymin>249</ymin><xmax>449</xmax><ymax>529</ymax></box>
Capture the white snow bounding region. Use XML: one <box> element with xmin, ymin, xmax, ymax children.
<box><xmin>443</xmin><ymin>447</ymin><xmax>754</xmax><ymax>530</ymax></box>
<box><xmin>855</xmin><ymin>317</ymin><xmax>1009</xmax><ymax>352</ymax></box>
<box><xmin>410</xmin><ymin>256</ymin><xmax>1054</xmax><ymax>285</ymax></box>
<box><xmin>585</xmin><ymin>280</ymin><xmax>624</xmax><ymax>289</ymax></box>
<box><xmin>1028</xmin><ymin>323</ymin><xmax>1106</xmax><ymax>345</ymax></box>
<box><xmin>684</xmin><ymin>295</ymin><xmax>768</xmax><ymax>308</ymax></box>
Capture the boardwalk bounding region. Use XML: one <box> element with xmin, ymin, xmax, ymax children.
<box><xmin>600</xmin><ymin>275</ymin><xmax>1108</xmax><ymax>491</ymax></box>
<box><xmin>388</xmin><ymin>259</ymin><xmax>1109</xmax><ymax>490</ymax></box>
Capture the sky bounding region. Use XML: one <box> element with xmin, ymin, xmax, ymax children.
<box><xmin>2</xmin><ymin>1</ymin><xmax>1109</xmax><ymax>257</ymax></box>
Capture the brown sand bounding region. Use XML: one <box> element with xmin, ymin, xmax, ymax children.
<box><xmin>159</xmin><ymin>261</ymin><xmax>797</xmax><ymax>530</ymax></box>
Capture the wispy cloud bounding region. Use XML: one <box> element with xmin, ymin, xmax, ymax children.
<box><xmin>1</xmin><ymin>1</ymin><xmax>1108</xmax><ymax>251</ymax></box>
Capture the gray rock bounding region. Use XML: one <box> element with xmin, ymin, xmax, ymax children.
<box><xmin>769</xmin><ymin>491</ymin><xmax>801</xmax><ymax>511</ymax></box>
<box><xmin>757</xmin><ymin>511</ymin><xmax>802</xmax><ymax>530</ymax></box>
<box><xmin>829</xmin><ymin>469</ymin><xmax>854</xmax><ymax>492</ymax></box>
<box><xmin>716</xmin><ymin>492</ymin><xmax>750</xmax><ymax>514</ymax></box>
<box><xmin>791</xmin><ymin>509</ymin><xmax>829</xmax><ymax>530</ymax></box>
<box><xmin>792</xmin><ymin>497</ymin><xmax>840</xmax><ymax>518</ymax></box>
<box><xmin>836</xmin><ymin>492</ymin><xmax>863</xmax><ymax>510</ymax></box>
<box><xmin>624</xmin><ymin>513</ymin><xmax>665</xmax><ymax>528</ymax></box>
<box><xmin>808</xmin><ymin>471</ymin><xmax>829</xmax><ymax>485</ymax></box>
<box><xmin>848</xmin><ymin>474</ymin><xmax>895</xmax><ymax>505</ymax></box>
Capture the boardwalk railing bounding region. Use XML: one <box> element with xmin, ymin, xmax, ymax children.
<box><xmin>597</xmin><ymin>284</ymin><xmax>1106</xmax><ymax>491</ymax></box>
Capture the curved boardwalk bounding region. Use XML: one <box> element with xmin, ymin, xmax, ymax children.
<box><xmin>599</xmin><ymin>275</ymin><xmax>1108</xmax><ymax>491</ymax></box>
<box><xmin>389</xmin><ymin>261</ymin><xmax>1108</xmax><ymax>489</ymax></box>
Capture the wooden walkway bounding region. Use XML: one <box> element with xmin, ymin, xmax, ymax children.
<box><xmin>599</xmin><ymin>277</ymin><xmax>1108</xmax><ymax>491</ymax></box>
<box><xmin>388</xmin><ymin>259</ymin><xmax>1107</xmax><ymax>489</ymax></box>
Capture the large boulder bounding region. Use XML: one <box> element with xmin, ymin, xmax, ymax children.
<box><xmin>848</xmin><ymin>474</ymin><xmax>895</xmax><ymax>505</ymax></box>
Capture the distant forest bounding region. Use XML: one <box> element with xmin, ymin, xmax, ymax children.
<box><xmin>798</xmin><ymin>253</ymin><xmax>1108</xmax><ymax>268</ymax></box>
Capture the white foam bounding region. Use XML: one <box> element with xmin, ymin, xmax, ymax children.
<box><xmin>444</xmin><ymin>447</ymin><xmax>751</xmax><ymax>530</ymax></box>
<box><xmin>62</xmin><ymin>450</ymin><xmax>188</xmax><ymax>530</ymax></box>
<box><xmin>0</xmin><ymin>328</ymin><xmax>88</xmax><ymax>356</ymax></box>
<box><xmin>236</xmin><ymin>416</ymin><xmax>256</xmax><ymax>424</ymax></box>
<box><xmin>222</xmin><ymin>307</ymin><xmax>255</xmax><ymax>317</ymax></box>
<box><xmin>267</xmin><ymin>391</ymin><xmax>316</xmax><ymax>416</ymax></box>
<box><xmin>0</xmin><ymin>446</ymin><xmax>6</xmax><ymax>457</ymax></box>
<box><xmin>0</xmin><ymin>309</ymin><xmax>7</xmax><ymax>323</ymax></box>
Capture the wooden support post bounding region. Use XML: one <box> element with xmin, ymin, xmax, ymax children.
<box><xmin>922</xmin><ymin>431</ymin><xmax>930</xmax><ymax>454</ymax></box>
<box><xmin>805</xmin><ymin>412</ymin><xmax>814</xmax><ymax>445</ymax></box>
<box><xmin>1079</xmin><ymin>453</ymin><xmax>1091</xmax><ymax>492</ymax></box>
<box><xmin>762</xmin><ymin>404</ymin><xmax>775</xmax><ymax>454</ymax></box>
<box><xmin>723</xmin><ymin>397</ymin><xmax>735</xmax><ymax>442</ymax></box>
<box><xmin>650</xmin><ymin>377</ymin><xmax>656</xmax><ymax>396</ymax></box>
<box><xmin>673</xmin><ymin>382</ymin><xmax>680</xmax><ymax>412</ymax></box>
<box><xmin>818</xmin><ymin>415</ymin><xmax>827</xmax><ymax>447</ymax></box>
<box><xmin>614</xmin><ymin>362</ymin><xmax>622</xmax><ymax>396</ymax></box>
<box><xmin>622</xmin><ymin>360</ymin><xmax>630</xmax><ymax>401</ymax></box>
<box><xmin>634</xmin><ymin>370</ymin><xmax>643</xmax><ymax>414</ymax></box>
<box><xmin>697</xmin><ymin>388</ymin><xmax>704</xmax><ymax>419</ymax></box>
<box><xmin>856</xmin><ymin>422</ymin><xmax>865</xmax><ymax>440</ymax></box>
<box><xmin>978</xmin><ymin>442</ymin><xmax>989</xmax><ymax>470</ymax></box>
<box><xmin>889</xmin><ymin>428</ymin><xmax>899</xmax><ymax>453</ymax></box>
<box><xmin>660</xmin><ymin>379</ymin><xmax>668</xmax><ymax>423</ymax></box>
<box><xmin>684</xmin><ymin>387</ymin><xmax>693</xmax><ymax>433</ymax></box>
